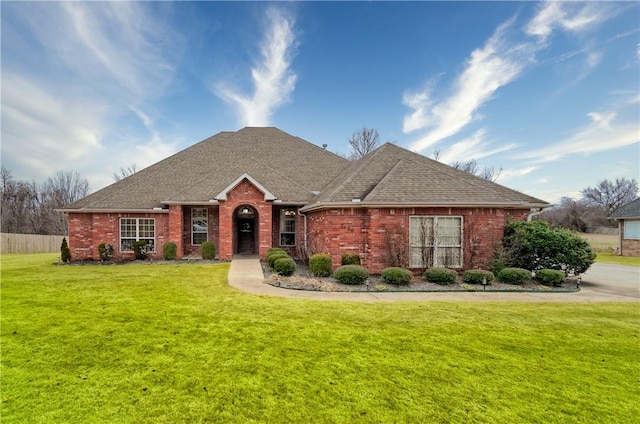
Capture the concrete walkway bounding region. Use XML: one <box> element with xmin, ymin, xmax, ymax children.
<box><xmin>227</xmin><ymin>255</ymin><xmax>639</xmax><ymax>303</ymax></box>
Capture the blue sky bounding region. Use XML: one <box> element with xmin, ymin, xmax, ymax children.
<box><xmin>2</xmin><ymin>1</ymin><xmax>638</xmax><ymax>204</ymax></box>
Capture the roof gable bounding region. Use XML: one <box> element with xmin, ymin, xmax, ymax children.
<box><xmin>610</xmin><ymin>198</ymin><xmax>640</xmax><ymax>219</ymax></box>
<box><xmin>215</xmin><ymin>173</ymin><xmax>276</xmax><ymax>201</ymax></box>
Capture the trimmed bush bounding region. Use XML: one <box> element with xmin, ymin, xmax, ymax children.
<box><xmin>381</xmin><ymin>267</ymin><xmax>413</xmax><ymax>285</ymax></box>
<box><xmin>98</xmin><ymin>243</ymin><xmax>114</xmax><ymax>261</ymax></box>
<box><xmin>274</xmin><ymin>257</ymin><xmax>296</xmax><ymax>276</ymax></box>
<box><xmin>60</xmin><ymin>237</ymin><xmax>71</xmax><ymax>263</ymax></box>
<box><xmin>309</xmin><ymin>253</ymin><xmax>333</xmax><ymax>277</ymax></box>
<box><xmin>266</xmin><ymin>247</ymin><xmax>285</xmax><ymax>257</ymax></box>
<box><xmin>463</xmin><ymin>269</ymin><xmax>495</xmax><ymax>285</ymax></box>
<box><xmin>133</xmin><ymin>241</ymin><xmax>147</xmax><ymax>260</ymax></box>
<box><xmin>341</xmin><ymin>253</ymin><xmax>361</xmax><ymax>266</ymax></box>
<box><xmin>424</xmin><ymin>267</ymin><xmax>457</xmax><ymax>285</ymax></box>
<box><xmin>334</xmin><ymin>265</ymin><xmax>369</xmax><ymax>285</ymax></box>
<box><xmin>497</xmin><ymin>267</ymin><xmax>531</xmax><ymax>285</ymax></box>
<box><xmin>268</xmin><ymin>252</ymin><xmax>289</xmax><ymax>268</ymax></box>
<box><xmin>201</xmin><ymin>241</ymin><xmax>216</xmax><ymax>260</ymax></box>
<box><xmin>163</xmin><ymin>242</ymin><xmax>177</xmax><ymax>260</ymax></box>
<box><xmin>535</xmin><ymin>269</ymin><xmax>566</xmax><ymax>287</ymax></box>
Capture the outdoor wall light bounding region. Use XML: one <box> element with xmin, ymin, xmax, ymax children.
<box><xmin>284</xmin><ymin>209</ymin><xmax>297</xmax><ymax>217</ymax></box>
<box><xmin>240</xmin><ymin>207</ymin><xmax>251</xmax><ymax>215</ymax></box>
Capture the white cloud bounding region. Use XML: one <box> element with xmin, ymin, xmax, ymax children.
<box><xmin>215</xmin><ymin>7</ymin><xmax>298</xmax><ymax>127</ymax></box>
<box><xmin>404</xmin><ymin>2</ymin><xmax>611</xmax><ymax>154</ymax></box>
<box><xmin>405</xmin><ymin>16</ymin><xmax>536</xmax><ymax>152</ymax></box>
<box><xmin>438</xmin><ymin>129</ymin><xmax>516</xmax><ymax>164</ymax></box>
<box><xmin>516</xmin><ymin>110</ymin><xmax>639</xmax><ymax>163</ymax></box>
<box><xmin>1</xmin><ymin>2</ymin><xmax>183</xmax><ymax>190</ymax></box>
<box><xmin>495</xmin><ymin>166</ymin><xmax>537</xmax><ymax>183</ymax></box>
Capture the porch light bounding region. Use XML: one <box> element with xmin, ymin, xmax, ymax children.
<box><xmin>240</xmin><ymin>207</ymin><xmax>251</xmax><ymax>215</ymax></box>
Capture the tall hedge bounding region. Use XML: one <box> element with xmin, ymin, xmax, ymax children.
<box><xmin>499</xmin><ymin>221</ymin><xmax>595</xmax><ymax>275</ymax></box>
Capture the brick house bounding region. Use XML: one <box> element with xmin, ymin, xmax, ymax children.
<box><xmin>609</xmin><ymin>198</ymin><xmax>640</xmax><ymax>257</ymax></box>
<box><xmin>61</xmin><ymin>127</ymin><xmax>549</xmax><ymax>272</ymax></box>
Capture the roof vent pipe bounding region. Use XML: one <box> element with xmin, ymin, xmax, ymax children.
<box><xmin>322</xmin><ymin>144</ymin><xmax>328</xmax><ymax>150</ymax></box>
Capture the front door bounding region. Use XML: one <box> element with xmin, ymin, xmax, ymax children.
<box><xmin>237</xmin><ymin>218</ymin><xmax>255</xmax><ymax>254</ymax></box>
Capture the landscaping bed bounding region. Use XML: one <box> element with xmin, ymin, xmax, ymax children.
<box><xmin>262</xmin><ymin>261</ymin><xmax>580</xmax><ymax>293</ymax></box>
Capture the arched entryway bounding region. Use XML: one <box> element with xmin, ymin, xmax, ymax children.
<box><xmin>234</xmin><ymin>205</ymin><xmax>258</xmax><ymax>254</ymax></box>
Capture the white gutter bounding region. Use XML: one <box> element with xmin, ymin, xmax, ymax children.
<box><xmin>300</xmin><ymin>201</ymin><xmax>550</xmax><ymax>213</ymax></box>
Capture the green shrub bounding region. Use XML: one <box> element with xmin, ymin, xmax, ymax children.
<box><xmin>60</xmin><ymin>237</ymin><xmax>71</xmax><ymax>263</ymax></box>
<box><xmin>268</xmin><ymin>252</ymin><xmax>289</xmax><ymax>268</ymax></box>
<box><xmin>535</xmin><ymin>269</ymin><xmax>566</xmax><ymax>287</ymax></box>
<box><xmin>309</xmin><ymin>253</ymin><xmax>333</xmax><ymax>277</ymax></box>
<box><xmin>274</xmin><ymin>257</ymin><xmax>296</xmax><ymax>276</ymax></box>
<box><xmin>341</xmin><ymin>253</ymin><xmax>361</xmax><ymax>266</ymax></box>
<box><xmin>201</xmin><ymin>241</ymin><xmax>216</xmax><ymax>260</ymax></box>
<box><xmin>333</xmin><ymin>265</ymin><xmax>369</xmax><ymax>285</ymax></box>
<box><xmin>463</xmin><ymin>269</ymin><xmax>495</xmax><ymax>285</ymax></box>
<box><xmin>497</xmin><ymin>267</ymin><xmax>531</xmax><ymax>285</ymax></box>
<box><xmin>98</xmin><ymin>243</ymin><xmax>114</xmax><ymax>261</ymax></box>
<box><xmin>501</xmin><ymin>221</ymin><xmax>596</xmax><ymax>274</ymax></box>
<box><xmin>266</xmin><ymin>247</ymin><xmax>285</xmax><ymax>257</ymax></box>
<box><xmin>424</xmin><ymin>267</ymin><xmax>457</xmax><ymax>285</ymax></box>
<box><xmin>381</xmin><ymin>267</ymin><xmax>413</xmax><ymax>285</ymax></box>
<box><xmin>133</xmin><ymin>241</ymin><xmax>147</xmax><ymax>260</ymax></box>
<box><xmin>163</xmin><ymin>242</ymin><xmax>177</xmax><ymax>260</ymax></box>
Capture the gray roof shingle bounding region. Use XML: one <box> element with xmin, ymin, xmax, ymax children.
<box><xmin>64</xmin><ymin>128</ymin><xmax>549</xmax><ymax>211</ymax></box>
<box><xmin>610</xmin><ymin>198</ymin><xmax>640</xmax><ymax>219</ymax></box>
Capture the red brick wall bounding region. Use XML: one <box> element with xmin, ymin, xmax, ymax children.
<box><xmin>218</xmin><ymin>179</ymin><xmax>273</xmax><ymax>260</ymax></box>
<box><xmin>271</xmin><ymin>205</ymin><xmax>305</xmax><ymax>258</ymax></box>
<box><xmin>306</xmin><ymin>207</ymin><xmax>529</xmax><ymax>273</ymax></box>
<box><xmin>68</xmin><ymin>212</ymin><xmax>170</xmax><ymax>260</ymax></box>
<box><xmin>181</xmin><ymin>206</ymin><xmax>220</xmax><ymax>257</ymax></box>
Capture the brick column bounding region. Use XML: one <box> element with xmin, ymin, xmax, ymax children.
<box><xmin>168</xmin><ymin>205</ymin><xmax>184</xmax><ymax>259</ymax></box>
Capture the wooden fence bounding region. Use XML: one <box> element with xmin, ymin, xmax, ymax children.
<box><xmin>1</xmin><ymin>233</ymin><xmax>67</xmax><ymax>254</ymax></box>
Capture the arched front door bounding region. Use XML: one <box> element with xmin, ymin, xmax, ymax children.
<box><xmin>234</xmin><ymin>205</ymin><xmax>257</xmax><ymax>254</ymax></box>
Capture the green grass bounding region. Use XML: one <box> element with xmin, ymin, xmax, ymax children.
<box><xmin>2</xmin><ymin>254</ymin><xmax>638</xmax><ymax>423</ymax></box>
<box><xmin>596</xmin><ymin>252</ymin><xmax>640</xmax><ymax>267</ymax></box>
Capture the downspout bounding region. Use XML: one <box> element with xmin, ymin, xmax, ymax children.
<box><xmin>526</xmin><ymin>208</ymin><xmax>546</xmax><ymax>222</ymax></box>
<box><xmin>298</xmin><ymin>210</ymin><xmax>308</xmax><ymax>252</ymax></box>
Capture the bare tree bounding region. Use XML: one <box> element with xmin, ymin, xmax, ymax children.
<box><xmin>113</xmin><ymin>163</ymin><xmax>138</xmax><ymax>181</ymax></box>
<box><xmin>0</xmin><ymin>167</ymin><xmax>89</xmax><ymax>235</ymax></box>
<box><xmin>450</xmin><ymin>159</ymin><xmax>502</xmax><ymax>182</ymax></box>
<box><xmin>582</xmin><ymin>178</ymin><xmax>638</xmax><ymax>215</ymax></box>
<box><xmin>347</xmin><ymin>127</ymin><xmax>381</xmax><ymax>160</ymax></box>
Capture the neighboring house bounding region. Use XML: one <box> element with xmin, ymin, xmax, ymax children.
<box><xmin>609</xmin><ymin>198</ymin><xmax>640</xmax><ymax>257</ymax></box>
<box><xmin>60</xmin><ymin>127</ymin><xmax>549</xmax><ymax>272</ymax></box>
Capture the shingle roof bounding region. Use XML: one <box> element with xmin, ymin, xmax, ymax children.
<box><xmin>300</xmin><ymin>143</ymin><xmax>548</xmax><ymax>211</ymax></box>
<box><xmin>610</xmin><ymin>198</ymin><xmax>640</xmax><ymax>219</ymax></box>
<box><xmin>64</xmin><ymin>128</ymin><xmax>549</xmax><ymax>212</ymax></box>
<box><xmin>65</xmin><ymin>127</ymin><xmax>349</xmax><ymax>210</ymax></box>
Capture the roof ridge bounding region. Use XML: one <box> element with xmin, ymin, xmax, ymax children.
<box><xmin>362</xmin><ymin>159</ymin><xmax>404</xmax><ymax>201</ymax></box>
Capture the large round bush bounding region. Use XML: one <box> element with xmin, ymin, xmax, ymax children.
<box><xmin>424</xmin><ymin>267</ymin><xmax>457</xmax><ymax>285</ymax></box>
<box><xmin>535</xmin><ymin>269</ymin><xmax>566</xmax><ymax>287</ymax></box>
<box><xmin>309</xmin><ymin>253</ymin><xmax>333</xmax><ymax>277</ymax></box>
<box><xmin>381</xmin><ymin>267</ymin><xmax>413</xmax><ymax>285</ymax></box>
<box><xmin>268</xmin><ymin>252</ymin><xmax>289</xmax><ymax>268</ymax></box>
<box><xmin>333</xmin><ymin>265</ymin><xmax>369</xmax><ymax>285</ymax></box>
<box><xmin>274</xmin><ymin>257</ymin><xmax>296</xmax><ymax>276</ymax></box>
<box><xmin>497</xmin><ymin>267</ymin><xmax>531</xmax><ymax>285</ymax></box>
<box><xmin>462</xmin><ymin>269</ymin><xmax>495</xmax><ymax>285</ymax></box>
<box><xmin>162</xmin><ymin>242</ymin><xmax>177</xmax><ymax>260</ymax></box>
<box><xmin>341</xmin><ymin>253</ymin><xmax>361</xmax><ymax>266</ymax></box>
<box><xmin>201</xmin><ymin>241</ymin><xmax>216</xmax><ymax>260</ymax></box>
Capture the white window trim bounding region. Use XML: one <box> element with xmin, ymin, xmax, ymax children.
<box><xmin>409</xmin><ymin>215</ymin><xmax>463</xmax><ymax>268</ymax></box>
<box><xmin>279</xmin><ymin>208</ymin><xmax>297</xmax><ymax>246</ymax></box>
<box><xmin>191</xmin><ymin>207</ymin><xmax>208</xmax><ymax>245</ymax></box>
<box><xmin>623</xmin><ymin>220</ymin><xmax>640</xmax><ymax>240</ymax></box>
<box><xmin>119</xmin><ymin>218</ymin><xmax>156</xmax><ymax>252</ymax></box>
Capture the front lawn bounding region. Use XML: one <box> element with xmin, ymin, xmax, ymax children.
<box><xmin>596</xmin><ymin>252</ymin><xmax>640</xmax><ymax>267</ymax></box>
<box><xmin>1</xmin><ymin>254</ymin><xmax>638</xmax><ymax>423</ymax></box>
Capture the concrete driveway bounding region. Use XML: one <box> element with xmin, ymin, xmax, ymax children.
<box><xmin>580</xmin><ymin>263</ymin><xmax>639</xmax><ymax>300</ymax></box>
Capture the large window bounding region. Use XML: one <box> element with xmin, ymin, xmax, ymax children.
<box><xmin>120</xmin><ymin>218</ymin><xmax>155</xmax><ymax>252</ymax></box>
<box><xmin>409</xmin><ymin>216</ymin><xmax>462</xmax><ymax>268</ymax></box>
<box><xmin>280</xmin><ymin>208</ymin><xmax>296</xmax><ymax>246</ymax></box>
<box><xmin>192</xmin><ymin>208</ymin><xmax>208</xmax><ymax>245</ymax></box>
<box><xmin>624</xmin><ymin>220</ymin><xmax>640</xmax><ymax>239</ymax></box>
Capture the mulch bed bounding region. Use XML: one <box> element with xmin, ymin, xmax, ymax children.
<box><xmin>263</xmin><ymin>261</ymin><xmax>580</xmax><ymax>293</ymax></box>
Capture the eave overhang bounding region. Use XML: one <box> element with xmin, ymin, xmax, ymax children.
<box><xmin>299</xmin><ymin>201</ymin><xmax>551</xmax><ymax>213</ymax></box>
